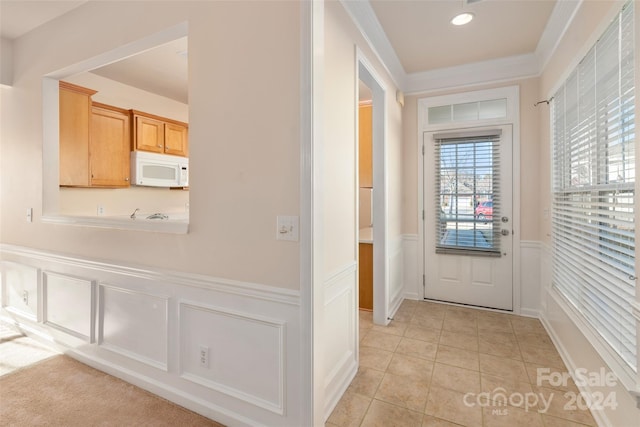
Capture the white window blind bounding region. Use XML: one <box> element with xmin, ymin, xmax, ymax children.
<box><xmin>552</xmin><ymin>1</ymin><xmax>636</xmax><ymax>371</ymax></box>
<box><xmin>434</xmin><ymin>129</ymin><xmax>502</xmax><ymax>256</ymax></box>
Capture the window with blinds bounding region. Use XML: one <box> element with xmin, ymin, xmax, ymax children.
<box><xmin>551</xmin><ymin>1</ymin><xmax>636</xmax><ymax>371</ymax></box>
<box><xmin>434</xmin><ymin>129</ymin><xmax>502</xmax><ymax>256</ymax></box>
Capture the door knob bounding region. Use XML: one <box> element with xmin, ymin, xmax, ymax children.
<box><xmin>501</xmin><ymin>229</ymin><xmax>510</xmax><ymax>236</ymax></box>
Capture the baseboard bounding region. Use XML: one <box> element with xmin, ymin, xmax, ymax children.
<box><xmin>518</xmin><ymin>307</ymin><xmax>540</xmax><ymax>318</ymax></box>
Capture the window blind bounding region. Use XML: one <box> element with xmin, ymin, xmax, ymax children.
<box><xmin>434</xmin><ymin>130</ymin><xmax>501</xmax><ymax>256</ymax></box>
<box><xmin>552</xmin><ymin>1</ymin><xmax>636</xmax><ymax>371</ymax></box>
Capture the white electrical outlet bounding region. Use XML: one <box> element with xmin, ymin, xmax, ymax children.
<box><xmin>199</xmin><ymin>346</ymin><xmax>209</xmax><ymax>368</ymax></box>
<box><xmin>22</xmin><ymin>290</ymin><xmax>28</xmax><ymax>305</ymax></box>
<box><xmin>97</xmin><ymin>205</ymin><xmax>105</xmax><ymax>216</ymax></box>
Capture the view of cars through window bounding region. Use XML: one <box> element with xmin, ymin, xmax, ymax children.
<box><xmin>474</xmin><ymin>200</ymin><xmax>493</xmax><ymax>220</ymax></box>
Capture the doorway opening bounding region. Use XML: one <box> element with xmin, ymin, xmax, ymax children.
<box><xmin>357</xmin><ymin>56</ymin><xmax>387</xmax><ymax>326</ymax></box>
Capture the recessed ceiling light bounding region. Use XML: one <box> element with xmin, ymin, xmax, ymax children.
<box><xmin>451</xmin><ymin>12</ymin><xmax>474</xmax><ymax>26</ymax></box>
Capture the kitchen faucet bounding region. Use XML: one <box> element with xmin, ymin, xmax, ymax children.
<box><xmin>130</xmin><ymin>208</ymin><xmax>140</xmax><ymax>219</ymax></box>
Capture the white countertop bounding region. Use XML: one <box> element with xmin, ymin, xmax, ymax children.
<box><xmin>359</xmin><ymin>227</ymin><xmax>373</xmax><ymax>244</ymax></box>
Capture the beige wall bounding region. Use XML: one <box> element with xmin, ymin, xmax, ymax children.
<box><xmin>0</xmin><ymin>1</ymin><xmax>301</xmax><ymax>289</ymax></box>
<box><xmin>402</xmin><ymin>77</ymin><xmax>542</xmax><ymax>241</ymax></box>
<box><xmin>323</xmin><ymin>1</ymin><xmax>403</xmax><ymax>275</ymax></box>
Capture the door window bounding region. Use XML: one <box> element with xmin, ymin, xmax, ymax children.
<box><xmin>434</xmin><ymin>130</ymin><xmax>502</xmax><ymax>256</ymax></box>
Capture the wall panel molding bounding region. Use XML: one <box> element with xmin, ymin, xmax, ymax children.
<box><xmin>98</xmin><ymin>284</ymin><xmax>169</xmax><ymax>371</ymax></box>
<box><xmin>0</xmin><ymin>244</ymin><xmax>303</xmax><ymax>426</ymax></box>
<box><xmin>42</xmin><ymin>271</ymin><xmax>95</xmax><ymax>342</ymax></box>
<box><xmin>1</xmin><ymin>261</ymin><xmax>39</xmax><ymax>321</ymax></box>
<box><xmin>322</xmin><ymin>262</ymin><xmax>358</xmax><ymax>420</ymax></box>
<box><xmin>0</xmin><ymin>244</ymin><xmax>300</xmax><ymax>306</ymax></box>
<box><xmin>401</xmin><ymin>234</ymin><xmax>420</xmax><ymax>300</ymax></box>
<box><xmin>519</xmin><ymin>240</ymin><xmax>541</xmax><ymax>317</ymax></box>
<box><xmin>179</xmin><ymin>302</ymin><xmax>286</xmax><ymax>415</ymax></box>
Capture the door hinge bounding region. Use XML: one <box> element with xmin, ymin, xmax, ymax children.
<box><xmin>422</xmin><ymin>144</ymin><xmax>425</xmax><ymax>155</ymax></box>
<box><xmin>422</xmin><ymin>210</ymin><xmax>425</xmax><ymax>220</ymax></box>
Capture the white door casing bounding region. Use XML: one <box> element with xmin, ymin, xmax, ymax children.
<box><xmin>423</xmin><ymin>125</ymin><xmax>513</xmax><ymax>310</ymax></box>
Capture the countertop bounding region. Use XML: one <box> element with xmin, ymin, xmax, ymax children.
<box><xmin>359</xmin><ymin>227</ymin><xmax>373</xmax><ymax>244</ymax></box>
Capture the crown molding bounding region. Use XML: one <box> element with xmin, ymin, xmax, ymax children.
<box><xmin>341</xmin><ymin>0</ymin><xmax>581</xmax><ymax>94</ymax></box>
<box><xmin>339</xmin><ymin>0</ymin><xmax>405</xmax><ymax>89</ymax></box>
<box><xmin>404</xmin><ymin>53</ymin><xmax>539</xmax><ymax>94</ymax></box>
<box><xmin>535</xmin><ymin>0</ymin><xmax>582</xmax><ymax>72</ymax></box>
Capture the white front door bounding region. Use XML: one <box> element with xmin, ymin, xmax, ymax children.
<box><xmin>423</xmin><ymin>125</ymin><xmax>513</xmax><ymax>310</ymax></box>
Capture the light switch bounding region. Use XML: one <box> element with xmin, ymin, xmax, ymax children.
<box><xmin>276</xmin><ymin>216</ymin><xmax>299</xmax><ymax>241</ymax></box>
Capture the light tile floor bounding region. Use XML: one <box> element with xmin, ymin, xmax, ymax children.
<box><xmin>326</xmin><ymin>300</ymin><xmax>597</xmax><ymax>427</ymax></box>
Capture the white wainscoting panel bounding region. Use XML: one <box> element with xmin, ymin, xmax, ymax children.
<box><xmin>519</xmin><ymin>241</ymin><xmax>541</xmax><ymax>317</ymax></box>
<box><xmin>1</xmin><ymin>261</ymin><xmax>39</xmax><ymax>321</ymax></box>
<box><xmin>323</xmin><ymin>262</ymin><xmax>358</xmax><ymax>419</ymax></box>
<box><xmin>43</xmin><ymin>271</ymin><xmax>94</xmax><ymax>341</ymax></box>
<box><xmin>0</xmin><ymin>243</ymin><xmax>303</xmax><ymax>426</ymax></box>
<box><xmin>402</xmin><ymin>234</ymin><xmax>419</xmax><ymax>300</ymax></box>
<box><xmin>540</xmin><ymin>242</ymin><xmax>552</xmax><ymax>313</ymax></box>
<box><xmin>179</xmin><ymin>302</ymin><xmax>285</xmax><ymax>415</ymax></box>
<box><xmin>99</xmin><ymin>284</ymin><xmax>169</xmax><ymax>371</ymax></box>
<box><xmin>388</xmin><ymin>236</ymin><xmax>404</xmax><ymax>317</ymax></box>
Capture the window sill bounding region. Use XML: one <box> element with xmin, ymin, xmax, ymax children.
<box><xmin>41</xmin><ymin>214</ymin><xmax>189</xmax><ymax>234</ymax></box>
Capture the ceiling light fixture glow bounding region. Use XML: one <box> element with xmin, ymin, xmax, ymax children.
<box><xmin>451</xmin><ymin>12</ymin><xmax>474</xmax><ymax>26</ymax></box>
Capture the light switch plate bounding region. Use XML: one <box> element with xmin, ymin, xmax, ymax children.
<box><xmin>276</xmin><ymin>215</ymin><xmax>299</xmax><ymax>241</ymax></box>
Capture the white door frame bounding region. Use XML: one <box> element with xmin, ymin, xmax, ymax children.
<box><xmin>417</xmin><ymin>86</ymin><xmax>522</xmax><ymax>313</ymax></box>
<box><xmin>357</xmin><ymin>49</ymin><xmax>389</xmax><ymax>326</ymax></box>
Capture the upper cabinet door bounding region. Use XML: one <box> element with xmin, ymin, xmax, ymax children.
<box><xmin>90</xmin><ymin>104</ymin><xmax>131</xmax><ymax>187</ymax></box>
<box><xmin>59</xmin><ymin>82</ymin><xmax>96</xmax><ymax>186</ymax></box>
<box><xmin>135</xmin><ymin>115</ymin><xmax>164</xmax><ymax>153</ymax></box>
<box><xmin>132</xmin><ymin>110</ymin><xmax>188</xmax><ymax>157</ymax></box>
<box><xmin>164</xmin><ymin>122</ymin><xmax>188</xmax><ymax>157</ymax></box>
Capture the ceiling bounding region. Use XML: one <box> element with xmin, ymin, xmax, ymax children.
<box><xmin>369</xmin><ymin>0</ymin><xmax>556</xmax><ymax>74</ymax></box>
<box><xmin>1</xmin><ymin>0</ymin><xmax>564</xmax><ymax>98</ymax></box>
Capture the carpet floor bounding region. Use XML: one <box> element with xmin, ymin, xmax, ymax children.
<box><xmin>0</xmin><ymin>354</ymin><xmax>225</xmax><ymax>426</ymax></box>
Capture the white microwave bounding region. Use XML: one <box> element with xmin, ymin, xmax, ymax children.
<box><xmin>131</xmin><ymin>151</ymin><xmax>189</xmax><ymax>187</ymax></box>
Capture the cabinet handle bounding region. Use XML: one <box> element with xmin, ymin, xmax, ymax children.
<box><xmin>157</xmin><ymin>145</ymin><xmax>162</xmax><ymax>148</ymax></box>
<box><xmin>125</xmin><ymin>177</ymin><xmax>129</xmax><ymax>181</ymax></box>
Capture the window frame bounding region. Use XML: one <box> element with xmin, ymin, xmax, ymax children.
<box><xmin>550</xmin><ymin>0</ymin><xmax>636</xmax><ymax>385</ymax></box>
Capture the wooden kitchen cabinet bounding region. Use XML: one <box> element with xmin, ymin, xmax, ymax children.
<box><xmin>131</xmin><ymin>110</ymin><xmax>188</xmax><ymax>157</ymax></box>
<box><xmin>59</xmin><ymin>81</ymin><xmax>96</xmax><ymax>186</ymax></box>
<box><xmin>359</xmin><ymin>104</ymin><xmax>373</xmax><ymax>188</ymax></box>
<box><xmin>164</xmin><ymin>122</ymin><xmax>189</xmax><ymax>156</ymax></box>
<box><xmin>59</xmin><ymin>82</ymin><xmax>130</xmax><ymax>188</ymax></box>
<box><xmin>90</xmin><ymin>103</ymin><xmax>131</xmax><ymax>187</ymax></box>
<box><xmin>359</xmin><ymin>243</ymin><xmax>373</xmax><ymax>311</ymax></box>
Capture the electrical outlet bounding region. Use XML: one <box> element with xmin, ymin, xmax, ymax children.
<box><xmin>22</xmin><ymin>290</ymin><xmax>28</xmax><ymax>305</ymax></box>
<box><xmin>199</xmin><ymin>346</ymin><xmax>209</xmax><ymax>368</ymax></box>
<box><xmin>97</xmin><ymin>205</ymin><xmax>105</xmax><ymax>216</ymax></box>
